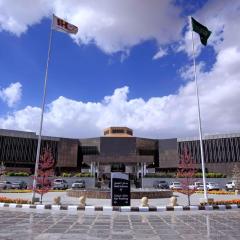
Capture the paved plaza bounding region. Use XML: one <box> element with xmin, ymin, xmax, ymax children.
<box><xmin>0</xmin><ymin>208</ymin><xmax>240</xmax><ymax>240</ymax></box>
<box><xmin>1</xmin><ymin>191</ymin><xmax>239</xmax><ymax>206</ymax></box>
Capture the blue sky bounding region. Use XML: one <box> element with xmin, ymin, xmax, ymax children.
<box><xmin>0</xmin><ymin>0</ymin><xmax>240</xmax><ymax>138</ymax></box>
<box><xmin>0</xmin><ymin>16</ymin><xmax>187</xmax><ymax>109</ymax></box>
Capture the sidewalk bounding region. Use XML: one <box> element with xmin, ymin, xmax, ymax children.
<box><xmin>0</xmin><ymin>191</ymin><xmax>239</xmax><ymax>206</ymax></box>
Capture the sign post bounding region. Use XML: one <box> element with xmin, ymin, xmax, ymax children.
<box><xmin>111</xmin><ymin>172</ymin><xmax>130</xmax><ymax>206</ymax></box>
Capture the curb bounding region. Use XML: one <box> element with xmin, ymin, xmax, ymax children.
<box><xmin>0</xmin><ymin>203</ymin><xmax>240</xmax><ymax>212</ymax></box>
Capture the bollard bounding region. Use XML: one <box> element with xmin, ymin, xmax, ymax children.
<box><xmin>53</xmin><ymin>196</ymin><xmax>61</xmax><ymax>205</ymax></box>
<box><xmin>140</xmin><ymin>197</ymin><xmax>149</xmax><ymax>207</ymax></box>
<box><xmin>168</xmin><ymin>196</ymin><xmax>178</xmax><ymax>207</ymax></box>
<box><xmin>79</xmin><ymin>195</ymin><xmax>86</xmax><ymax>207</ymax></box>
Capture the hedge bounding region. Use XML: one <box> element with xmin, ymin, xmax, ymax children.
<box><xmin>144</xmin><ymin>172</ymin><xmax>226</xmax><ymax>178</ymax></box>
<box><xmin>61</xmin><ymin>172</ymin><xmax>93</xmax><ymax>177</ymax></box>
<box><xmin>5</xmin><ymin>172</ymin><xmax>30</xmax><ymax>177</ymax></box>
<box><xmin>195</xmin><ymin>172</ymin><xmax>226</xmax><ymax>178</ymax></box>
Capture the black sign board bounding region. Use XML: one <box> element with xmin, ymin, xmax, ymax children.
<box><xmin>111</xmin><ymin>172</ymin><xmax>130</xmax><ymax>206</ymax></box>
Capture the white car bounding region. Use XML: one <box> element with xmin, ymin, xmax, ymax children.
<box><xmin>225</xmin><ymin>181</ymin><xmax>236</xmax><ymax>191</ymax></box>
<box><xmin>207</xmin><ymin>182</ymin><xmax>220</xmax><ymax>191</ymax></box>
<box><xmin>53</xmin><ymin>179</ymin><xmax>68</xmax><ymax>190</ymax></box>
<box><xmin>0</xmin><ymin>181</ymin><xmax>12</xmax><ymax>189</ymax></box>
<box><xmin>189</xmin><ymin>182</ymin><xmax>204</xmax><ymax>190</ymax></box>
<box><xmin>72</xmin><ymin>180</ymin><xmax>85</xmax><ymax>189</ymax></box>
<box><xmin>169</xmin><ymin>182</ymin><xmax>182</xmax><ymax>190</ymax></box>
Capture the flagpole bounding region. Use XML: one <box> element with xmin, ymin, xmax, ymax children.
<box><xmin>189</xmin><ymin>16</ymin><xmax>208</xmax><ymax>202</ymax></box>
<box><xmin>32</xmin><ymin>17</ymin><xmax>54</xmax><ymax>203</ymax></box>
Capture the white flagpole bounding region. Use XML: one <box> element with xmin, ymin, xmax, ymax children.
<box><xmin>189</xmin><ymin>16</ymin><xmax>208</xmax><ymax>202</ymax></box>
<box><xmin>32</xmin><ymin>17</ymin><xmax>54</xmax><ymax>203</ymax></box>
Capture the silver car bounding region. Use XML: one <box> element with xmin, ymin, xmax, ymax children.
<box><xmin>53</xmin><ymin>179</ymin><xmax>68</xmax><ymax>190</ymax></box>
<box><xmin>11</xmin><ymin>181</ymin><xmax>28</xmax><ymax>189</ymax></box>
<box><xmin>169</xmin><ymin>182</ymin><xmax>182</xmax><ymax>190</ymax></box>
<box><xmin>0</xmin><ymin>181</ymin><xmax>12</xmax><ymax>189</ymax></box>
<box><xmin>72</xmin><ymin>180</ymin><xmax>85</xmax><ymax>189</ymax></box>
<box><xmin>207</xmin><ymin>182</ymin><xmax>220</xmax><ymax>191</ymax></box>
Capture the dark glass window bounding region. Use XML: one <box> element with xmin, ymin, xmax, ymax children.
<box><xmin>112</xmin><ymin>129</ymin><xmax>124</xmax><ymax>134</ymax></box>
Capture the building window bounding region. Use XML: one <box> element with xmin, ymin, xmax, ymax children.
<box><xmin>104</xmin><ymin>130</ymin><xmax>109</xmax><ymax>135</ymax></box>
<box><xmin>81</xmin><ymin>146</ymin><xmax>98</xmax><ymax>155</ymax></box>
<box><xmin>111</xmin><ymin>163</ymin><xmax>125</xmax><ymax>172</ymax></box>
<box><xmin>126</xmin><ymin>130</ymin><xmax>133</xmax><ymax>135</ymax></box>
<box><xmin>112</xmin><ymin>129</ymin><xmax>124</xmax><ymax>134</ymax></box>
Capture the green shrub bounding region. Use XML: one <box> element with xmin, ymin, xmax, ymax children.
<box><xmin>195</xmin><ymin>172</ymin><xmax>203</xmax><ymax>178</ymax></box>
<box><xmin>206</xmin><ymin>172</ymin><xmax>226</xmax><ymax>178</ymax></box>
<box><xmin>74</xmin><ymin>172</ymin><xmax>93</xmax><ymax>177</ymax></box>
<box><xmin>194</xmin><ymin>172</ymin><xmax>226</xmax><ymax>178</ymax></box>
<box><xmin>144</xmin><ymin>172</ymin><xmax>226</xmax><ymax>178</ymax></box>
<box><xmin>5</xmin><ymin>172</ymin><xmax>29</xmax><ymax>176</ymax></box>
<box><xmin>144</xmin><ymin>172</ymin><xmax>176</xmax><ymax>178</ymax></box>
<box><xmin>62</xmin><ymin>172</ymin><xmax>72</xmax><ymax>177</ymax></box>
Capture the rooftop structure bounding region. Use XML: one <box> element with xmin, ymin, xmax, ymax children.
<box><xmin>103</xmin><ymin>127</ymin><xmax>133</xmax><ymax>137</ymax></box>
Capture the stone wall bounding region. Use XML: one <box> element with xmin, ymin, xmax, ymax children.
<box><xmin>67</xmin><ymin>189</ymin><xmax>173</xmax><ymax>199</ymax></box>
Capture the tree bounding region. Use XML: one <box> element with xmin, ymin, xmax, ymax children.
<box><xmin>177</xmin><ymin>148</ymin><xmax>196</xmax><ymax>206</ymax></box>
<box><xmin>33</xmin><ymin>147</ymin><xmax>55</xmax><ymax>204</ymax></box>
<box><xmin>232</xmin><ymin>163</ymin><xmax>240</xmax><ymax>191</ymax></box>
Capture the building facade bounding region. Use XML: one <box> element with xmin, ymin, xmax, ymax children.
<box><xmin>0</xmin><ymin>127</ymin><xmax>239</xmax><ymax>176</ymax></box>
<box><xmin>177</xmin><ymin>134</ymin><xmax>240</xmax><ymax>175</ymax></box>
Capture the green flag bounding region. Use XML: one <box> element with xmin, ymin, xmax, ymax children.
<box><xmin>191</xmin><ymin>17</ymin><xmax>211</xmax><ymax>46</ymax></box>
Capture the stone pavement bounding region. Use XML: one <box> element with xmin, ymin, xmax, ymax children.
<box><xmin>0</xmin><ymin>208</ymin><xmax>240</xmax><ymax>240</ymax></box>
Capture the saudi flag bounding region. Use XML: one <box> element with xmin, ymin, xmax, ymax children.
<box><xmin>191</xmin><ymin>17</ymin><xmax>211</xmax><ymax>46</ymax></box>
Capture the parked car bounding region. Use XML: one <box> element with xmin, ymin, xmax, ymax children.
<box><xmin>169</xmin><ymin>182</ymin><xmax>182</xmax><ymax>190</ymax></box>
<box><xmin>72</xmin><ymin>180</ymin><xmax>85</xmax><ymax>189</ymax></box>
<box><xmin>189</xmin><ymin>182</ymin><xmax>204</xmax><ymax>191</ymax></box>
<box><xmin>53</xmin><ymin>179</ymin><xmax>68</xmax><ymax>190</ymax></box>
<box><xmin>36</xmin><ymin>179</ymin><xmax>52</xmax><ymax>189</ymax></box>
<box><xmin>153</xmin><ymin>180</ymin><xmax>169</xmax><ymax>189</ymax></box>
<box><xmin>0</xmin><ymin>181</ymin><xmax>12</xmax><ymax>189</ymax></box>
<box><xmin>225</xmin><ymin>181</ymin><xmax>236</xmax><ymax>191</ymax></box>
<box><xmin>206</xmin><ymin>182</ymin><xmax>220</xmax><ymax>191</ymax></box>
<box><xmin>11</xmin><ymin>181</ymin><xmax>27</xmax><ymax>189</ymax></box>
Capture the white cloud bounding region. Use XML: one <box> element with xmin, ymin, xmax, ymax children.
<box><xmin>178</xmin><ymin>0</ymin><xmax>240</xmax><ymax>58</ymax></box>
<box><xmin>179</xmin><ymin>62</ymin><xmax>205</xmax><ymax>81</ymax></box>
<box><xmin>1</xmin><ymin>48</ymin><xmax>240</xmax><ymax>139</ymax></box>
<box><xmin>175</xmin><ymin>20</ymin><xmax>203</xmax><ymax>57</ymax></box>
<box><xmin>0</xmin><ymin>1</ymin><xmax>240</xmax><ymax>139</ymax></box>
<box><xmin>0</xmin><ymin>0</ymin><xmax>184</xmax><ymax>54</ymax></box>
<box><xmin>0</xmin><ymin>0</ymin><xmax>52</xmax><ymax>36</ymax></box>
<box><xmin>152</xmin><ymin>48</ymin><xmax>168</xmax><ymax>60</ymax></box>
<box><xmin>0</xmin><ymin>82</ymin><xmax>22</xmax><ymax>107</ymax></box>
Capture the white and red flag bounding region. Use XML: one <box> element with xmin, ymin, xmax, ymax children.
<box><xmin>52</xmin><ymin>14</ymin><xmax>78</xmax><ymax>34</ymax></box>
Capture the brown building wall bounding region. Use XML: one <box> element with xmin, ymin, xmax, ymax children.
<box><xmin>136</xmin><ymin>138</ymin><xmax>156</xmax><ymax>150</ymax></box>
<box><xmin>158</xmin><ymin>139</ymin><xmax>178</xmax><ymax>169</ymax></box>
<box><xmin>79</xmin><ymin>138</ymin><xmax>100</xmax><ymax>150</ymax></box>
<box><xmin>57</xmin><ymin>138</ymin><xmax>78</xmax><ymax>167</ymax></box>
<box><xmin>195</xmin><ymin>162</ymin><xmax>240</xmax><ymax>176</ymax></box>
<box><xmin>83</xmin><ymin>155</ymin><xmax>154</xmax><ymax>164</ymax></box>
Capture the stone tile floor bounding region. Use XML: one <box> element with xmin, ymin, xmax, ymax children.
<box><xmin>0</xmin><ymin>208</ymin><xmax>240</xmax><ymax>239</ymax></box>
